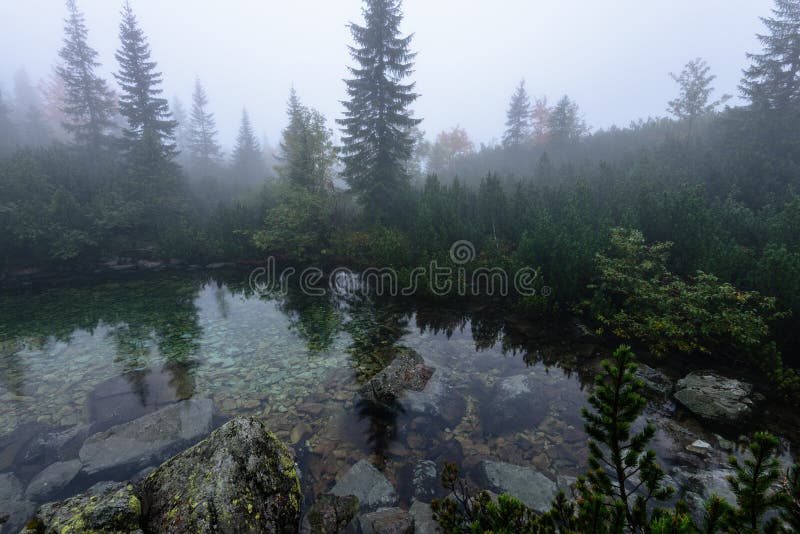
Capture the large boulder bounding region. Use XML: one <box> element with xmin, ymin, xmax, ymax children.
<box><xmin>481</xmin><ymin>460</ymin><xmax>558</xmax><ymax>514</ymax></box>
<box><xmin>674</xmin><ymin>372</ymin><xmax>754</xmax><ymax>421</ymax></box>
<box><xmin>78</xmin><ymin>398</ymin><xmax>213</xmax><ymax>478</ymax></box>
<box><xmin>359</xmin><ymin>349</ymin><xmax>434</xmax><ymax>406</ymax></box>
<box><xmin>20</xmin><ymin>482</ymin><xmax>142</xmax><ymax>534</ymax></box>
<box><xmin>330</xmin><ymin>460</ymin><xmax>398</xmax><ymax>512</ymax></box>
<box><xmin>139</xmin><ymin>417</ymin><xmax>301</xmax><ymax>533</ymax></box>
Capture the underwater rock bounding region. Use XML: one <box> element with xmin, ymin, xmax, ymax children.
<box><xmin>78</xmin><ymin>398</ymin><xmax>213</xmax><ymax>478</ymax></box>
<box><xmin>139</xmin><ymin>417</ymin><xmax>301</xmax><ymax>534</ymax></box>
<box><xmin>25</xmin><ymin>459</ymin><xmax>82</xmax><ymax>501</ymax></box>
<box><xmin>303</xmin><ymin>493</ymin><xmax>359</xmax><ymax>534</ymax></box>
<box><xmin>481</xmin><ymin>374</ymin><xmax>551</xmax><ymax>436</ymax></box>
<box><xmin>20</xmin><ymin>482</ymin><xmax>141</xmax><ymax>534</ymax></box>
<box><xmin>481</xmin><ymin>460</ymin><xmax>558</xmax><ymax>514</ymax></box>
<box><xmin>402</xmin><ymin>370</ymin><xmax>466</xmax><ymax>428</ymax></box>
<box><xmin>409</xmin><ymin>500</ymin><xmax>438</xmax><ymax>534</ymax></box>
<box><xmin>330</xmin><ymin>460</ymin><xmax>398</xmax><ymax>512</ymax></box>
<box><xmin>358</xmin><ymin>349</ymin><xmax>434</xmax><ymax>406</ymax></box>
<box><xmin>0</xmin><ymin>473</ymin><xmax>35</xmax><ymax>534</ymax></box>
<box><xmin>411</xmin><ymin>460</ymin><xmax>438</xmax><ymax>503</ymax></box>
<box><xmin>358</xmin><ymin>507</ymin><xmax>414</xmax><ymax>534</ymax></box>
<box><xmin>674</xmin><ymin>372</ymin><xmax>754</xmax><ymax>421</ymax></box>
<box><xmin>87</xmin><ymin>367</ymin><xmax>190</xmax><ymax>428</ymax></box>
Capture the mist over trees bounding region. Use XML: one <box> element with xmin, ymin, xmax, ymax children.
<box><xmin>1</xmin><ymin>0</ymin><xmax>800</xmax><ymax>417</ymax></box>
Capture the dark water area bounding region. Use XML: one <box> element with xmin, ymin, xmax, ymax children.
<box><xmin>0</xmin><ymin>271</ymin><xmax>797</xmax><ymax>529</ymax></box>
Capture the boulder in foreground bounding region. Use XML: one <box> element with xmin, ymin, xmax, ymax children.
<box><xmin>139</xmin><ymin>417</ymin><xmax>301</xmax><ymax>533</ymax></box>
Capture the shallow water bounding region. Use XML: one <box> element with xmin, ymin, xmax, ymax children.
<box><xmin>0</xmin><ymin>271</ymin><xmax>795</xmax><ymax>521</ymax></box>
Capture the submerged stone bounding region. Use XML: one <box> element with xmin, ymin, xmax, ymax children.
<box><xmin>78</xmin><ymin>398</ymin><xmax>213</xmax><ymax>478</ymax></box>
<box><xmin>139</xmin><ymin>417</ymin><xmax>301</xmax><ymax>533</ymax></box>
<box><xmin>304</xmin><ymin>493</ymin><xmax>359</xmax><ymax>534</ymax></box>
<box><xmin>674</xmin><ymin>372</ymin><xmax>754</xmax><ymax>421</ymax></box>
<box><xmin>0</xmin><ymin>473</ymin><xmax>35</xmax><ymax>534</ymax></box>
<box><xmin>358</xmin><ymin>507</ymin><xmax>414</xmax><ymax>534</ymax></box>
<box><xmin>25</xmin><ymin>459</ymin><xmax>82</xmax><ymax>500</ymax></box>
<box><xmin>481</xmin><ymin>460</ymin><xmax>558</xmax><ymax>514</ymax></box>
<box><xmin>330</xmin><ymin>460</ymin><xmax>398</xmax><ymax>512</ymax></box>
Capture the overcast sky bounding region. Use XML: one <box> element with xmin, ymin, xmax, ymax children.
<box><xmin>0</xmin><ymin>0</ymin><xmax>773</xmax><ymax>150</ymax></box>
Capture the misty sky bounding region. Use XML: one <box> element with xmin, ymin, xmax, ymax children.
<box><xmin>0</xmin><ymin>0</ymin><xmax>773</xmax><ymax>150</ymax></box>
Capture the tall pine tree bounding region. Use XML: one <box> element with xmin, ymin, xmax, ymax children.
<box><xmin>114</xmin><ymin>1</ymin><xmax>176</xmax><ymax>157</ymax></box>
<box><xmin>503</xmin><ymin>79</ymin><xmax>532</xmax><ymax>147</ymax></box>
<box><xmin>186</xmin><ymin>78</ymin><xmax>222</xmax><ymax>174</ymax></box>
<box><xmin>741</xmin><ymin>0</ymin><xmax>800</xmax><ymax>110</ymax></box>
<box><xmin>232</xmin><ymin>108</ymin><xmax>264</xmax><ymax>183</ymax></box>
<box><xmin>338</xmin><ymin>0</ymin><xmax>421</xmax><ymax>219</ymax></box>
<box><xmin>548</xmin><ymin>95</ymin><xmax>587</xmax><ymax>144</ymax></box>
<box><xmin>57</xmin><ymin>0</ymin><xmax>116</xmax><ymax>153</ymax></box>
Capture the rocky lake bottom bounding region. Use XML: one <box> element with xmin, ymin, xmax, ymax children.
<box><xmin>0</xmin><ymin>271</ymin><xmax>797</xmax><ymax>532</ymax></box>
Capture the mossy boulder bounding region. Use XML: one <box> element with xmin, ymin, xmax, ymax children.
<box><xmin>20</xmin><ymin>482</ymin><xmax>142</xmax><ymax>533</ymax></box>
<box><xmin>139</xmin><ymin>417</ymin><xmax>301</xmax><ymax>533</ymax></box>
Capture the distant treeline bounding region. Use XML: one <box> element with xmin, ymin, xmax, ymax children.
<box><xmin>2</xmin><ymin>0</ymin><xmax>800</xmax><ymax>397</ymax></box>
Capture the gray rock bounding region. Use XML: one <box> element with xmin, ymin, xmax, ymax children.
<box><xmin>304</xmin><ymin>493</ymin><xmax>359</xmax><ymax>534</ymax></box>
<box><xmin>409</xmin><ymin>500</ymin><xmax>440</xmax><ymax>534</ymax></box>
<box><xmin>412</xmin><ymin>460</ymin><xmax>438</xmax><ymax>503</ymax></box>
<box><xmin>635</xmin><ymin>364</ymin><xmax>673</xmax><ymax>396</ymax></box>
<box><xmin>331</xmin><ymin>460</ymin><xmax>398</xmax><ymax>511</ymax></box>
<box><xmin>674</xmin><ymin>372</ymin><xmax>754</xmax><ymax>421</ymax></box>
<box><xmin>402</xmin><ymin>371</ymin><xmax>466</xmax><ymax>428</ymax></box>
<box><xmin>79</xmin><ymin>398</ymin><xmax>213</xmax><ymax>477</ymax></box>
<box><xmin>20</xmin><ymin>482</ymin><xmax>141</xmax><ymax>534</ymax></box>
<box><xmin>672</xmin><ymin>467</ymin><xmax>737</xmax><ymax>525</ymax></box>
<box><xmin>0</xmin><ymin>473</ymin><xmax>35</xmax><ymax>534</ymax></box>
<box><xmin>358</xmin><ymin>507</ymin><xmax>414</xmax><ymax>534</ymax></box>
<box><xmin>25</xmin><ymin>459</ymin><xmax>82</xmax><ymax>500</ymax></box>
<box><xmin>482</xmin><ymin>460</ymin><xmax>558</xmax><ymax>514</ymax></box>
<box><xmin>359</xmin><ymin>349</ymin><xmax>434</xmax><ymax>406</ymax></box>
<box><xmin>140</xmin><ymin>417</ymin><xmax>301</xmax><ymax>534</ymax></box>
<box><xmin>686</xmin><ymin>440</ymin><xmax>712</xmax><ymax>456</ymax></box>
<box><xmin>481</xmin><ymin>374</ymin><xmax>552</xmax><ymax>435</ymax></box>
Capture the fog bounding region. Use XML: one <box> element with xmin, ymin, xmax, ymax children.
<box><xmin>0</xmin><ymin>0</ymin><xmax>771</xmax><ymax>147</ymax></box>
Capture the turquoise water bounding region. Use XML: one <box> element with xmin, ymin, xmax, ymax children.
<box><xmin>0</xmin><ymin>271</ymin><xmax>793</xmax><ymax>512</ymax></box>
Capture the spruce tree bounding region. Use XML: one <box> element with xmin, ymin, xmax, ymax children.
<box><xmin>114</xmin><ymin>0</ymin><xmax>176</xmax><ymax>157</ymax></box>
<box><xmin>277</xmin><ymin>89</ymin><xmax>336</xmax><ymax>192</ymax></box>
<box><xmin>503</xmin><ymin>79</ymin><xmax>532</xmax><ymax>147</ymax></box>
<box><xmin>741</xmin><ymin>0</ymin><xmax>800</xmax><ymax>110</ymax></box>
<box><xmin>338</xmin><ymin>0</ymin><xmax>421</xmax><ymax>220</ymax></box>
<box><xmin>186</xmin><ymin>78</ymin><xmax>222</xmax><ymax>173</ymax></box>
<box><xmin>232</xmin><ymin>108</ymin><xmax>264</xmax><ymax>183</ymax></box>
<box><xmin>57</xmin><ymin>0</ymin><xmax>116</xmax><ymax>152</ymax></box>
<box><xmin>548</xmin><ymin>95</ymin><xmax>587</xmax><ymax>144</ymax></box>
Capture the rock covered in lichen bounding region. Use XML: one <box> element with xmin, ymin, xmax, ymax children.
<box><xmin>139</xmin><ymin>417</ymin><xmax>301</xmax><ymax>533</ymax></box>
<box><xmin>20</xmin><ymin>482</ymin><xmax>142</xmax><ymax>533</ymax></box>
